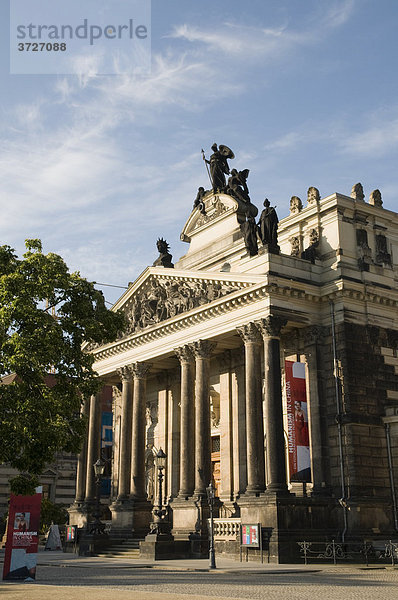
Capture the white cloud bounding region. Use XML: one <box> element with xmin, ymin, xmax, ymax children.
<box><xmin>170</xmin><ymin>1</ymin><xmax>356</xmax><ymax>62</ymax></box>
<box><xmin>340</xmin><ymin>116</ymin><xmax>398</xmax><ymax>156</ymax></box>
<box><xmin>321</xmin><ymin>0</ymin><xmax>356</xmax><ymax>29</ymax></box>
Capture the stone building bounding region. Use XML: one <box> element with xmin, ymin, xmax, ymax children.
<box><xmin>69</xmin><ymin>181</ymin><xmax>398</xmax><ymax>562</ymax></box>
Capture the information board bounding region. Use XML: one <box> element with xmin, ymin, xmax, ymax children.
<box><xmin>241</xmin><ymin>523</ymin><xmax>260</xmax><ymax>548</ymax></box>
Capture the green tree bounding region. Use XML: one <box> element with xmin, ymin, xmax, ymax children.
<box><xmin>0</xmin><ymin>240</ymin><xmax>124</xmax><ymax>494</ymax></box>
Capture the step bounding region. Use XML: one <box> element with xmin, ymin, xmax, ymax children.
<box><xmin>110</xmin><ymin>546</ymin><xmax>140</xmax><ymax>552</ymax></box>
<box><xmin>96</xmin><ymin>551</ymin><xmax>140</xmax><ymax>559</ymax></box>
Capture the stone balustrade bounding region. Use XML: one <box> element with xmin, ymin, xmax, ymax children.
<box><xmin>207</xmin><ymin>518</ymin><xmax>241</xmax><ymax>540</ymax></box>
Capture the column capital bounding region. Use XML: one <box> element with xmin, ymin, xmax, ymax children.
<box><xmin>132</xmin><ymin>361</ymin><xmax>152</xmax><ymax>380</ymax></box>
<box><xmin>117</xmin><ymin>365</ymin><xmax>134</xmax><ymax>382</ymax></box>
<box><xmin>237</xmin><ymin>322</ymin><xmax>262</xmax><ymax>344</ymax></box>
<box><xmin>175</xmin><ymin>345</ymin><xmax>194</xmax><ymax>365</ymax></box>
<box><xmin>256</xmin><ymin>316</ymin><xmax>287</xmax><ymax>339</ymax></box>
<box><xmin>191</xmin><ymin>339</ymin><xmax>216</xmax><ymax>359</ymax></box>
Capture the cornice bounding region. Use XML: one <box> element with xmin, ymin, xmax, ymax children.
<box><xmin>89</xmin><ymin>275</ymin><xmax>398</xmax><ymax>363</ymax></box>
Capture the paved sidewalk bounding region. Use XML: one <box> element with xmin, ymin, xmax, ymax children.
<box><xmin>31</xmin><ymin>549</ymin><xmax>320</xmax><ymax>572</ymax></box>
<box><xmin>2</xmin><ymin>549</ymin><xmax>398</xmax><ymax>600</ymax></box>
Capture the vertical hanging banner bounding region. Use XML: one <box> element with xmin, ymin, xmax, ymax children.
<box><xmin>2</xmin><ymin>489</ymin><xmax>42</xmax><ymax>581</ymax></box>
<box><xmin>285</xmin><ymin>361</ymin><xmax>311</xmax><ymax>482</ymax></box>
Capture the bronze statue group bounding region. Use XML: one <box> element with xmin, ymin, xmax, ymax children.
<box><xmin>201</xmin><ymin>143</ymin><xmax>279</xmax><ymax>257</ymax></box>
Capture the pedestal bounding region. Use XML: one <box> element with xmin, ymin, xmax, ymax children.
<box><xmin>67</xmin><ymin>502</ymin><xmax>90</xmax><ymax>528</ymax></box>
<box><xmin>109</xmin><ymin>498</ymin><xmax>152</xmax><ymax>538</ymax></box>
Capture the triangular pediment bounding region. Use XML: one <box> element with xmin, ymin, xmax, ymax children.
<box><xmin>112</xmin><ymin>267</ymin><xmax>262</xmax><ymax>342</ymax></box>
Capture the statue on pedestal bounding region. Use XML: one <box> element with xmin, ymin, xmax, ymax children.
<box><xmin>258</xmin><ymin>199</ymin><xmax>279</xmax><ymax>250</ymax></box>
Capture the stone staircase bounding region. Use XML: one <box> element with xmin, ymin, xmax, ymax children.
<box><xmin>95</xmin><ymin>538</ymin><xmax>142</xmax><ymax>559</ymax></box>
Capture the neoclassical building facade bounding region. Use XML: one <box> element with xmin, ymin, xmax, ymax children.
<box><xmin>69</xmin><ymin>184</ymin><xmax>398</xmax><ymax>561</ymax></box>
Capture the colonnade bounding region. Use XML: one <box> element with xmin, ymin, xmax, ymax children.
<box><xmin>73</xmin><ymin>317</ymin><xmax>328</xmax><ymax>526</ymax></box>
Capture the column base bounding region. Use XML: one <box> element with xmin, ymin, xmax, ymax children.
<box><xmin>243</xmin><ymin>486</ymin><xmax>266</xmax><ymax>497</ymax></box>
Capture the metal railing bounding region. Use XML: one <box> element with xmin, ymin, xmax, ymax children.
<box><xmin>298</xmin><ymin>539</ymin><xmax>398</xmax><ymax>565</ymax></box>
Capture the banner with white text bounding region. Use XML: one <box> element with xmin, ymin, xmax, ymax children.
<box><xmin>2</xmin><ymin>490</ymin><xmax>42</xmax><ymax>581</ymax></box>
<box><xmin>285</xmin><ymin>360</ymin><xmax>311</xmax><ymax>482</ymax></box>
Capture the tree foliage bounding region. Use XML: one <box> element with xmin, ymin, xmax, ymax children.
<box><xmin>0</xmin><ymin>240</ymin><xmax>124</xmax><ymax>487</ymax></box>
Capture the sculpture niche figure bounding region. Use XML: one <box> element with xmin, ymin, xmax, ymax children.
<box><xmin>258</xmin><ymin>199</ymin><xmax>279</xmax><ymax>252</ymax></box>
<box><xmin>204</xmin><ymin>143</ymin><xmax>235</xmax><ymax>192</ymax></box>
<box><xmin>153</xmin><ymin>238</ymin><xmax>174</xmax><ymax>269</ymax></box>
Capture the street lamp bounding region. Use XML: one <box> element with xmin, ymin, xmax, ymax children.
<box><xmin>90</xmin><ymin>457</ymin><xmax>106</xmax><ymax>535</ymax></box>
<box><xmin>153</xmin><ymin>448</ymin><xmax>167</xmax><ymax>527</ymax></box>
<box><xmin>206</xmin><ymin>481</ymin><xmax>216</xmax><ymax>569</ymax></box>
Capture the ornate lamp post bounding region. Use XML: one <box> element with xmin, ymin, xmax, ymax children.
<box><xmin>89</xmin><ymin>457</ymin><xmax>106</xmax><ymax>534</ymax></box>
<box><xmin>206</xmin><ymin>481</ymin><xmax>216</xmax><ymax>569</ymax></box>
<box><xmin>151</xmin><ymin>448</ymin><xmax>168</xmax><ymax>534</ymax></box>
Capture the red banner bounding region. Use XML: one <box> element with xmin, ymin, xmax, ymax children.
<box><xmin>2</xmin><ymin>490</ymin><xmax>42</xmax><ymax>581</ymax></box>
<box><xmin>285</xmin><ymin>361</ymin><xmax>311</xmax><ymax>482</ymax></box>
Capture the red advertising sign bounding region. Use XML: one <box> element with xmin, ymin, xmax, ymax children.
<box><xmin>2</xmin><ymin>490</ymin><xmax>42</xmax><ymax>581</ymax></box>
<box><xmin>285</xmin><ymin>360</ymin><xmax>311</xmax><ymax>482</ymax></box>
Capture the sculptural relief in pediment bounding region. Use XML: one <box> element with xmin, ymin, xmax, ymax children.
<box><xmin>119</xmin><ymin>276</ymin><xmax>242</xmax><ymax>338</ymax></box>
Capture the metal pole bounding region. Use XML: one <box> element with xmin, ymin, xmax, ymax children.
<box><xmin>207</xmin><ymin>482</ymin><xmax>216</xmax><ymax>569</ymax></box>
<box><xmin>330</xmin><ymin>300</ymin><xmax>348</xmax><ymax>542</ymax></box>
<box><xmin>201</xmin><ymin>149</ymin><xmax>212</xmax><ymax>187</ymax></box>
<box><xmin>209</xmin><ymin>497</ymin><xmax>216</xmax><ymax>569</ymax></box>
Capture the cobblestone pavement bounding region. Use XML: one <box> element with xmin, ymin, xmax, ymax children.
<box><xmin>2</xmin><ymin>562</ymin><xmax>398</xmax><ymax>600</ymax></box>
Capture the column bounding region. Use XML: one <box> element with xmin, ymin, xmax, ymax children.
<box><xmin>192</xmin><ymin>339</ymin><xmax>216</xmax><ymax>498</ymax></box>
<box><xmin>74</xmin><ymin>397</ymin><xmax>90</xmax><ymax>503</ymax></box>
<box><xmin>231</xmin><ymin>348</ymin><xmax>248</xmax><ymax>498</ymax></box>
<box><xmin>237</xmin><ymin>323</ymin><xmax>265</xmax><ymax>495</ymax></box>
<box><xmin>175</xmin><ymin>346</ymin><xmax>195</xmax><ymax>498</ymax></box>
<box><xmin>116</xmin><ymin>366</ymin><xmax>133</xmax><ymax>500</ymax></box>
<box><xmin>303</xmin><ymin>326</ymin><xmax>330</xmax><ymax>494</ymax></box>
<box><xmin>85</xmin><ymin>393</ymin><xmax>101</xmax><ymax>502</ymax></box>
<box><xmin>257</xmin><ymin>316</ymin><xmax>289</xmax><ymax>495</ymax></box>
<box><xmin>130</xmin><ymin>362</ymin><xmax>152</xmax><ymax>500</ymax></box>
<box><xmin>218</xmin><ymin>351</ymin><xmax>233</xmax><ymax>501</ymax></box>
<box><xmin>111</xmin><ymin>385</ymin><xmax>122</xmax><ymax>499</ymax></box>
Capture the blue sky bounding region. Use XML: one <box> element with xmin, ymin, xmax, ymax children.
<box><xmin>1</xmin><ymin>0</ymin><xmax>398</xmax><ymax>305</ymax></box>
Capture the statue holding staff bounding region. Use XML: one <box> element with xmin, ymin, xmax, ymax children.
<box><xmin>202</xmin><ymin>143</ymin><xmax>235</xmax><ymax>192</ymax></box>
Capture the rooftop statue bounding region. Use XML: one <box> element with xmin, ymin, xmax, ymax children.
<box><xmin>153</xmin><ymin>238</ymin><xmax>174</xmax><ymax>269</ymax></box>
<box><xmin>202</xmin><ymin>144</ymin><xmax>234</xmax><ymax>192</ymax></box>
<box><xmin>258</xmin><ymin>199</ymin><xmax>279</xmax><ymax>250</ymax></box>
<box><xmin>193</xmin><ymin>187</ymin><xmax>206</xmax><ymax>215</ymax></box>
<box><xmin>227</xmin><ymin>168</ymin><xmax>251</xmax><ymax>204</ymax></box>
<box><xmin>240</xmin><ymin>215</ymin><xmax>259</xmax><ymax>256</ymax></box>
